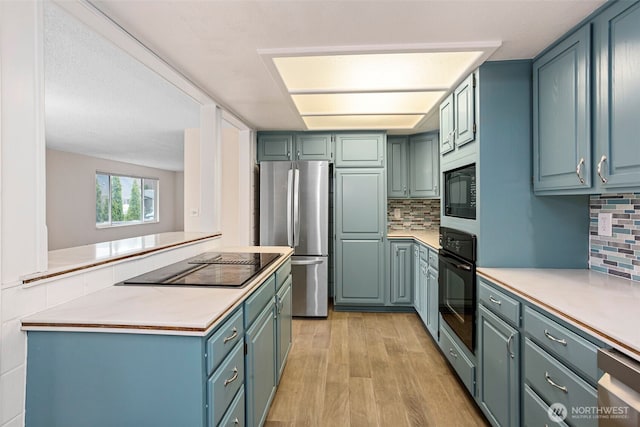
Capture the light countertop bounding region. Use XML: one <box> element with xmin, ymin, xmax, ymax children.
<box><xmin>387</xmin><ymin>230</ymin><xmax>440</xmax><ymax>250</ymax></box>
<box><xmin>23</xmin><ymin>232</ymin><xmax>221</xmax><ymax>284</ymax></box>
<box><xmin>479</xmin><ymin>268</ymin><xmax>640</xmax><ymax>361</ymax></box>
<box><xmin>21</xmin><ymin>246</ymin><xmax>293</xmax><ymax>336</ymax></box>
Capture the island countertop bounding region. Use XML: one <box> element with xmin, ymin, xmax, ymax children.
<box><xmin>21</xmin><ymin>246</ymin><xmax>293</xmax><ymax>336</ymax></box>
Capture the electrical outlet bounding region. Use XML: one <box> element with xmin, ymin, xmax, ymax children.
<box><xmin>598</xmin><ymin>212</ymin><xmax>612</xmax><ymax>237</ymax></box>
<box><xmin>394</xmin><ymin>208</ymin><xmax>402</xmax><ymax>220</ymax></box>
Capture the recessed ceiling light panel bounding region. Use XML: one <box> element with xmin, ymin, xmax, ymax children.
<box><xmin>303</xmin><ymin>114</ymin><xmax>425</xmax><ymax>130</ymax></box>
<box><xmin>274</xmin><ymin>52</ymin><xmax>482</xmax><ymax>92</ymax></box>
<box><xmin>291</xmin><ymin>91</ymin><xmax>445</xmax><ymax>115</ymax></box>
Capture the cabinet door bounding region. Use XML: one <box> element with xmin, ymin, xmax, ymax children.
<box><xmin>387</xmin><ymin>136</ymin><xmax>408</xmax><ymax>198</ymax></box>
<box><xmin>390</xmin><ymin>241</ymin><xmax>413</xmax><ymax>305</ymax></box>
<box><xmin>426</xmin><ymin>266</ymin><xmax>438</xmax><ymax>340</ymax></box>
<box><xmin>533</xmin><ymin>25</ymin><xmax>591</xmax><ymax>192</ymax></box>
<box><xmin>477</xmin><ymin>305</ymin><xmax>520</xmax><ymax>427</ymax></box>
<box><xmin>257</xmin><ymin>134</ymin><xmax>293</xmax><ymax>162</ymax></box>
<box><xmin>335</xmin><ymin>168</ymin><xmax>385</xmax><ymax>239</ymax></box>
<box><xmin>439</xmin><ymin>93</ymin><xmax>455</xmax><ymax>155</ymax></box>
<box><xmin>245</xmin><ymin>303</ymin><xmax>277</xmax><ymax>427</ymax></box>
<box><xmin>276</xmin><ymin>277</ymin><xmax>292</xmax><ymax>384</ymax></box>
<box><xmin>594</xmin><ymin>1</ymin><xmax>640</xmax><ymax>190</ymax></box>
<box><xmin>335</xmin><ymin>133</ymin><xmax>385</xmax><ymax>167</ymax></box>
<box><xmin>335</xmin><ymin>239</ymin><xmax>384</xmax><ymax>305</ymax></box>
<box><xmin>413</xmin><ymin>247</ymin><xmax>421</xmax><ymax>314</ymax></box>
<box><xmin>419</xmin><ymin>259</ymin><xmax>429</xmax><ymax>325</ymax></box>
<box><xmin>294</xmin><ymin>133</ymin><xmax>332</xmax><ymax>161</ymax></box>
<box><xmin>453</xmin><ymin>73</ymin><xmax>476</xmax><ymax>147</ymax></box>
<box><xmin>409</xmin><ymin>133</ymin><xmax>439</xmax><ymax>198</ymax></box>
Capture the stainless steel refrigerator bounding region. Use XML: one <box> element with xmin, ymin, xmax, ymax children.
<box><xmin>260</xmin><ymin>161</ymin><xmax>328</xmax><ymax>317</ymax></box>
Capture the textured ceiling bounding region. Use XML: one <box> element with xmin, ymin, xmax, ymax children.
<box><xmin>44</xmin><ymin>2</ymin><xmax>200</xmax><ymax>172</ymax></box>
<box><xmin>92</xmin><ymin>0</ymin><xmax>606</xmax><ymax>133</ymax></box>
<box><xmin>46</xmin><ymin>0</ymin><xmax>607</xmax><ymax>170</ymax></box>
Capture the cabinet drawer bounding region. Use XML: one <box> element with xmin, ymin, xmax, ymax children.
<box><xmin>275</xmin><ymin>258</ymin><xmax>291</xmax><ymax>291</ymax></box>
<box><xmin>523</xmin><ymin>384</ymin><xmax>568</xmax><ymax>427</ymax></box>
<box><xmin>524</xmin><ymin>306</ymin><xmax>598</xmax><ymax>383</ymax></box>
<box><xmin>217</xmin><ymin>386</ymin><xmax>245</xmax><ymax>427</ymax></box>
<box><xmin>207</xmin><ymin>341</ymin><xmax>245</xmax><ymax>427</ymax></box>
<box><xmin>207</xmin><ymin>309</ymin><xmax>244</xmax><ymax>375</ymax></box>
<box><xmin>524</xmin><ymin>339</ymin><xmax>597</xmax><ymax>427</ymax></box>
<box><xmin>478</xmin><ymin>279</ymin><xmax>520</xmax><ymax>326</ymax></box>
<box><xmin>244</xmin><ymin>275</ymin><xmax>275</xmax><ymax>327</ymax></box>
<box><xmin>419</xmin><ymin>245</ymin><xmax>429</xmax><ymax>263</ymax></box>
<box><xmin>428</xmin><ymin>249</ymin><xmax>438</xmax><ymax>270</ymax></box>
<box><xmin>440</xmin><ymin>325</ymin><xmax>475</xmax><ymax>396</ymax></box>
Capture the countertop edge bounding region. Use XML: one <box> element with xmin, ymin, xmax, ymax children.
<box><xmin>387</xmin><ymin>230</ymin><xmax>440</xmax><ymax>251</ymax></box>
<box><xmin>477</xmin><ymin>269</ymin><xmax>640</xmax><ymax>361</ymax></box>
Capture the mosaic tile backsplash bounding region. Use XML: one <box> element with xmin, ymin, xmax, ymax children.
<box><xmin>388</xmin><ymin>199</ymin><xmax>440</xmax><ymax>231</ymax></box>
<box><xmin>589</xmin><ymin>193</ymin><xmax>640</xmax><ymax>282</ymax></box>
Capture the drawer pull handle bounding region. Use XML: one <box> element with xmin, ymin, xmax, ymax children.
<box><xmin>544</xmin><ymin>329</ymin><xmax>567</xmax><ymax>346</ymax></box>
<box><xmin>545</xmin><ymin>372</ymin><xmax>568</xmax><ymax>393</ymax></box>
<box><xmin>489</xmin><ymin>296</ymin><xmax>502</xmax><ymax>306</ymax></box>
<box><xmin>449</xmin><ymin>348</ymin><xmax>458</xmax><ymax>359</ymax></box>
<box><xmin>223</xmin><ymin>328</ymin><xmax>238</xmax><ymax>344</ymax></box>
<box><xmin>224</xmin><ymin>367</ymin><xmax>239</xmax><ymax>387</ymax></box>
<box><xmin>506</xmin><ymin>333</ymin><xmax>515</xmax><ymax>359</ymax></box>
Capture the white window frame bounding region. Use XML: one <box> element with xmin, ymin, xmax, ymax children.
<box><xmin>96</xmin><ymin>172</ymin><xmax>159</xmax><ymax>228</ymax></box>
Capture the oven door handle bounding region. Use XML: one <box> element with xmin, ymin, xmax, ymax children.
<box><xmin>439</xmin><ymin>252</ymin><xmax>472</xmax><ymax>271</ymax></box>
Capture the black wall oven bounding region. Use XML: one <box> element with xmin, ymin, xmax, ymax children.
<box><xmin>443</xmin><ymin>163</ymin><xmax>476</xmax><ymax>220</ymax></box>
<box><xmin>438</xmin><ymin>227</ymin><xmax>477</xmax><ymax>353</ymax></box>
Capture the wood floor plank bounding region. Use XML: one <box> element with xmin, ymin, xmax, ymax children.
<box><xmin>266</xmin><ymin>308</ymin><xmax>488</xmax><ymax>427</ymax></box>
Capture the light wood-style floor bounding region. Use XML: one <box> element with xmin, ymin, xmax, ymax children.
<box><xmin>265</xmin><ymin>309</ymin><xmax>488</xmax><ymax>427</ymax></box>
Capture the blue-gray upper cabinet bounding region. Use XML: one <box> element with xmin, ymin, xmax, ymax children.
<box><xmin>294</xmin><ymin>133</ymin><xmax>333</xmax><ymax>161</ymax></box>
<box><xmin>387</xmin><ymin>136</ymin><xmax>408</xmax><ymax>198</ymax></box>
<box><xmin>409</xmin><ymin>133</ymin><xmax>439</xmax><ymax>198</ymax></box>
<box><xmin>454</xmin><ymin>74</ymin><xmax>476</xmax><ymax>147</ymax></box>
<box><xmin>335</xmin><ymin>133</ymin><xmax>385</xmax><ymax>167</ymax></box>
<box><xmin>533</xmin><ymin>24</ymin><xmax>592</xmax><ymax>192</ymax></box>
<box><xmin>258</xmin><ymin>133</ymin><xmax>293</xmax><ymax>162</ymax></box>
<box><xmin>389</xmin><ymin>241</ymin><xmax>413</xmax><ymax>306</ymax></box>
<box><xmin>439</xmin><ymin>93</ymin><xmax>455</xmax><ymax>155</ymax></box>
<box><xmin>477</xmin><ymin>305</ymin><xmax>520</xmax><ymax>427</ymax></box>
<box><xmin>440</xmin><ymin>74</ymin><xmax>476</xmax><ymax>156</ymax></box>
<box><xmin>335</xmin><ymin>168</ymin><xmax>385</xmax><ymax>239</ymax></box>
<box><xmin>593</xmin><ymin>0</ymin><xmax>640</xmax><ymax>191</ymax></box>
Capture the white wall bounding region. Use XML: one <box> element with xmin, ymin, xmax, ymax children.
<box><xmin>46</xmin><ymin>149</ymin><xmax>184</xmax><ymax>250</ymax></box>
<box><xmin>220</xmin><ymin>126</ymin><xmax>240</xmax><ymax>245</ymax></box>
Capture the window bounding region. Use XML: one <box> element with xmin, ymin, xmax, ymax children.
<box><xmin>96</xmin><ymin>173</ymin><xmax>159</xmax><ymax>227</ymax></box>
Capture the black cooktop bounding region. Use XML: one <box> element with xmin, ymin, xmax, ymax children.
<box><xmin>117</xmin><ymin>252</ymin><xmax>281</xmax><ymax>288</ymax></box>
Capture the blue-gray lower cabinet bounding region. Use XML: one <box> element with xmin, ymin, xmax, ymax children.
<box><xmin>426</xmin><ymin>263</ymin><xmax>438</xmax><ymax>340</ymax></box>
<box><xmin>413</xmin><ymin>245</ymin><xmax>422</xmax><ymax>315</ymax></box>
<box><xmin>245</xmin><ymin>300</ymin><xmax>277</xmax><ymax>427</ymax></box>
<box><xmin>276</xmin><ymin>276</ymin><xmax>292</xmax><ymax>384</ymax></box>
<box><xmin>417</xmin><ymin>258</ymin><xmax>428</xmax><ymax>324</ymax></box>
<box><xmin>25</xmin><ymin>308</ymin><xmax>246</xmax><ymax>427</ymax></box>
<box><xmin>477</xmin><ymin>305</ymin><xmax>520</xmax><ymax>427</ymax></box>
<box><xmin>389</xmin><ymin>241</ymin><xmax>413</xmax><ymax>306</ymax></box>
<box><xmin>335</xmin><ymin>239</ymin><xmax>385</xmax><ymax>305</ymax></box>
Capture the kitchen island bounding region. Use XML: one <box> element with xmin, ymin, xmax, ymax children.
<box><xmin>21</xmin><ymin>246</ymin><xmax>293</xmax><ymax>427</ymax></box>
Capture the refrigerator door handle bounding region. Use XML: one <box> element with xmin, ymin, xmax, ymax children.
<box><xmin>293</xmin><ymin>167</ymin><xmax>301</xmax><ymax>247</ymax></box>
<box><xmin>291</xmin><ymin>259</ymin><xmax>324</xmax><ymax>266</ymax></box>
<box><xmin>286</xmin><ymin>168</ymin><xmax>294</xmax><ymax>247</ymax></box>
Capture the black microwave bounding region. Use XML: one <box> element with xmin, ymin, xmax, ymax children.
<box><xmin>444</xmin><ymin>163</ymin><xmax>476</xmax><ymax>220</ymax></box>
